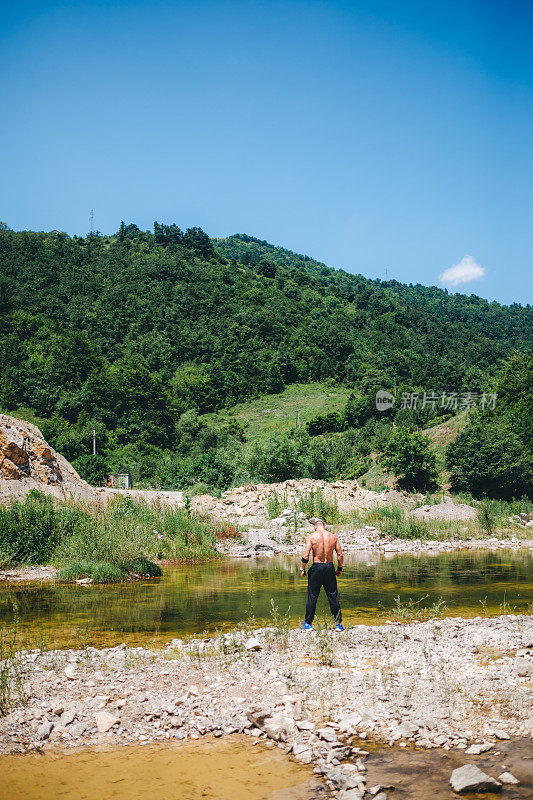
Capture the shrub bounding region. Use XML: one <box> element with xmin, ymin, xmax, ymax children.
<box><xmin>56</xmin><ymin>556</ymin><xmax>162</xmax><ymax>583</ymax></box>
<box><xmin>383</xmin><ymin>427</ymin><xmax>438</xmax><ymax>491</ymax></box>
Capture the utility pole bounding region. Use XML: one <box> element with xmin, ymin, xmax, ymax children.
<box><xmin>296</xmin><ymin>407</ymin><xmax>301</xmax><ymax>435</ymax></box>
<box><xmin>89</xmin><ymin>209</ymin><xmax>94</xmax><ymax>234</ymax></box>
<box><xmin>92</xmin><ymin>429</ymin><xmax>96</xmax><ymax>456</ymax></box>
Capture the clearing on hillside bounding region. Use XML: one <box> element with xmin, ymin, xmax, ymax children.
<box><xmin>201</xmin><ymin>382</ymin><xmax>351</xmax><ymax>446</ymax></box>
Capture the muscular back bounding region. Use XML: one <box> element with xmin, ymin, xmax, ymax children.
<box><xmin>304</xmin><ymin>528</ymin><xmax>342</xmax><ymax>564</ymax></box>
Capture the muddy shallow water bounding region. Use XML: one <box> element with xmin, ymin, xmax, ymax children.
<box><xmin>0</xmin><ymin>738</ymin><xmax>325</xmax><ymax>800</ymax></box>
<box><xmin>360</xmin><ymin>737</ymin><xmax>533</xmax><ymax>799</ymax></box>
<box><xmin>0</xmin><ymin>550</ymin><xmax>531</xmax><ymax>648</ymax></box>
<box><xmin>2</xmin><ymin>736</ymin><xmax>532</xmax><ymax>800</ymax></box>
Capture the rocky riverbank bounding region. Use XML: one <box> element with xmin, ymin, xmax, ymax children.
<box><xmin>2</xmin><ymin>615</ymin><xmax>531</xmax><ymax>795</ymax></box>
<box><xmin>220</xmin><ymin>525</ymin><xmax>533</xmax><ymax>559</ymax></box>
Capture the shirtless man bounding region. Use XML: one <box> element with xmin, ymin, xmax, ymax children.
<box><xmin>300</xmin><ymin>517</ymin><xmax>344</xmax><ymax>631</ymax></box>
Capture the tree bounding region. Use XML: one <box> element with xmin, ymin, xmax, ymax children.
<box><xmin>307</xmin><ymin>412</ymin><xmax>342</xmax><ymax>436</ymax></box>
<box><xmin>383</xmin><ymin>426</ymin><xmax>437</xmax><ymax>490</ymax></box>
<box><xmin>72</xmin><ymin>454</ymin><xmax>109</xmax><ymax>486</ymax></box>
<box><xmin>257</xmin><ymin>259</ymin><xmax>277</xmax><ymax>278</ymax></box>
<box><xmin>343</xmin><ymin>393</ymin><xmax>375</xmax><ymax>429</ymax></box>
<box><xmin>445</xmin><ymin>352</ymin><xmax>533</xmax><ymax>498</ymax></box>
<box><xmin>446</xmin><ymin>417</ymin><xmax>533</xmax><ymax>498</ymax></box>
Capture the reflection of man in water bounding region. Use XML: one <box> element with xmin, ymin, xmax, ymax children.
<box><xmin>300</xmin><ymin>518</ymin><xmax>344</xmax><ymax>631</ymax></box>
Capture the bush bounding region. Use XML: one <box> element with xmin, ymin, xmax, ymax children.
<box><xmin>56</xmin><ymin>499</ymin><xmax>155</xmax><ymax>566</ymax></box>
<box><xmin>383</xmin><ymin>427</ymin><xmax>438</xmax><ymax>491</ymax></box>
<box><xmin>56</xmin><ymin>556</ymin><xmax>162</xmax><ymax>583</ymax></box>
<box><xmin>71</xmin><ymin>454</ymin><xmax>109</xmax><ymax>486</ymax></box>
<box><xmin>307</xmin><ymin>412</ymin><xmax>342</xmax><ymax>436</ymax></box>
<box><xmin>248</xmin><ymin>435</ymin><xmax>307</xmax><ymax>482</ymax></box>
<box><xmin>157</xmin><ymin>509</ymin><xmax>222</xmax><ymax>561</ymax></box>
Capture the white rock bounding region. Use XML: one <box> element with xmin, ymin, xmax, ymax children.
<box><xmin>450</xmin><ymin>764</ymin><xmax>501</xmax><ymax>793</ymax></box>
<box><xmin>316</xmin><ymin>727</ymin><xmax>338</xmax><ymax>743</ymax></box>
<box><xmin>61</xmin><ymin>708</ymin><xmax>77</xmax><ymax>726</ymax></box>
<box><xmin>244</xmin><ymin>637</ymin><xmax>262</xmax><ymax>651</ymax></box>
<box><xmin>493</xmin><ymin>729</ymin><xmax>510</xmax><ymax>740</ymax></box>
<box><xmin>295</xmin><ymin>720</ymin><xmax>315</xmax><ymax>731</ymax></box>
<box><xmin>465</xmin><ymin>742</ymin><xmax>493</xmax><ymax>755</ymax></box>
<box><xmin>95</xmin><ymin>711</ymin><xmax>120</xmax><ymax>733</ymax></box>
<box><xmin>498</xmin><ymin>771</ymin><xmax>519</xmax><ymax>785</ymax></box>
<box><xmin>38</xmin><ymin>721</ymin><xmax>54</xmax><ymax>740</ymax></box>
<box><xmin>262</xmin><ymin>713</ymin><xmax>295</xmax><ymax>742</ymax></box>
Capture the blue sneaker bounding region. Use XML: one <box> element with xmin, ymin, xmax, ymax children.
<box><xmin>301</xmin><ymin>622</ymin><xmax>313</xmax><ymax>631</ymax></box>
<box><xmin>335</xmin><ymin>623</ymin><xmax>344</xmax><ymax>632</ymax></box>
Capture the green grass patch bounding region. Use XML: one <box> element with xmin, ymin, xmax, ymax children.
<box><xmin>56</xmin><ymin>560</ymin><xmax>128</xmax><ymax>583</ymax></box>
<box><xmin>56</xmin><ymin>556</ymin><xmax>162</xmax><ymax>583</ymax></box>
<box><xmin>202</xmin><ymin>382</ymin><xmax>350</xmax><ymax>449</ymax></box>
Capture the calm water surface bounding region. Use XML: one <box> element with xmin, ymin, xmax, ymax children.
<box><xmin>0</xmin><ymin>550</ymin><xmax>531</xmax><ymax>649</ymax></box>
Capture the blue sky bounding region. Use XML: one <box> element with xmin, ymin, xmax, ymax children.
<box><xmin>1</xmin><ymin>0</ymin><xmax>531</xmax><ymax>305</ymax></box>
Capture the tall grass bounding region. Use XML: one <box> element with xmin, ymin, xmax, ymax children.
<box><xmin>0</xmin><ymin>493</ymin><xmax>234</xmax><ymax>581</ymax></box>
<box><xmin>295</xmin><ymin>489</ymin><xmax>341</xmax><ymax>524</ymax></box>
<box><xmin>0</xmin><ymin>624</ymin><xmax>27</xmax><ymax>715</ymax></box>
<box><xmin>359</xmin><ymin>503</ymin><xmax>431</xmax><ymax>539</ymax></box>
<box><xmin>478</xmin><ymin>500</ymin><xmax>497</xmax><ymax>535</ymax></box>
<box><xmin>266</xmin><ymin>491</ymin><xmax>289</xmax><ymax>519</ymax></box>
<box><xmin>0</xmin><ymin>492</ymin><xmax>85</xmax><ymax>566</ymax></box>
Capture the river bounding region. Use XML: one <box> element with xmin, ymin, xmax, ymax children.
<box><xmin>1</xmin><ymin>549</ymin><xmax>531</xmax><ymax>649</ymax></box>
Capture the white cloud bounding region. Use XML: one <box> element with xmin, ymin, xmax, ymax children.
<box><xmin>439</xmin><ymin>255</ymin><xmax>485</xmax><ymax>286</ymax></box>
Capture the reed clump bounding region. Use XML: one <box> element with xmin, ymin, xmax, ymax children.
<box><xmin>0</xmin><ymin>493</ymin><xmax>234</xmax><ymax>582</ymax></box>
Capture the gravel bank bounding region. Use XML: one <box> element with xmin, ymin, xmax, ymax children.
<box><xmin>221</xmin><ymin>526</ymin><xmax>533</xmax><ymax>558</ymax></box>
<box><xmin>2</xmin><ymin>615</ymin><xmax>531</xmax><ymax>794</ymax></box>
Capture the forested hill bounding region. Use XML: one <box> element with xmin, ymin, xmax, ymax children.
<box><xmin>215</xmin><ymin>234</ymin><xmax>532</xmax><ymax>348</ymax></box>
<box><xmin>0</xmin><ymin>222</ymin><xmax>531</xmax><ymax>463</ymax></box>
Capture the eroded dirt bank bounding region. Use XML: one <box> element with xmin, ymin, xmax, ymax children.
<box><xmin>1</xmin><ymin>615</ymin><xmax>531</xmax><ymax>796</ymax></box>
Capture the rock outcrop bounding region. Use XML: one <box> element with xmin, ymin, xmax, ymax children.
<box><xmin>0</xmin><ymin>414</ymin><xmax>96</xmax><ymax>503</ymax></box>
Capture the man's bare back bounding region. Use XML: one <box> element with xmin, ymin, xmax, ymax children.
<box><xmin>302</xmin><ymin>525</ymin><xmax>343</xmax><ymax>566</ymax></box>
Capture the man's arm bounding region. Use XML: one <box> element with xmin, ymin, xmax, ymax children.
<box><xmin>335</xmin><ymin>537</ymin><xmax>344</xmax><ymax>576</ymax></box>
<box><xmin>301</xmin><ymin>535</ymin><xmax>313</xmax><ymax>576</ymax></box>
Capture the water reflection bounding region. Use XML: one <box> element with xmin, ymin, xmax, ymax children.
<box><xmin>0</xmin><ymin>550</ymin><xmax>531</xmax><ymax>649</ymax></box>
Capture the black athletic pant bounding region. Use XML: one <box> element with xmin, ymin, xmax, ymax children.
<box><xmin>304</xmin><ymin>562</ymin><xmax>342</xmax><ymax>625</ymax></box>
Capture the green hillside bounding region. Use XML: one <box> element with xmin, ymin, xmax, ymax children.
<box><xmin>0</xmin><ymin>221</ymin><xmax>531</xmax><ymax>495</ymax></box>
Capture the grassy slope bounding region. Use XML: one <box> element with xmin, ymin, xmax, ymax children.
<box><xmin>424</xmin><ymin>412</ymin><xmax>469</xmax><ymax>484</ymax></box>
<box><xmin>202</xmin><ymin>382</ymin><xmax>350</xmax><ymax>449</ymax></box>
